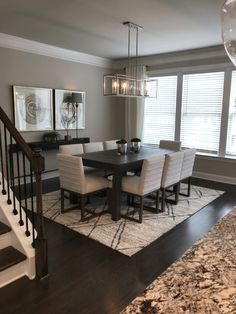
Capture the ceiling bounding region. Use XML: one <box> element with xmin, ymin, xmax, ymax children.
<box><xmin>0</xmin><ymin>0</ymin><xmax>226</xmax><ymax>59</ymax></box>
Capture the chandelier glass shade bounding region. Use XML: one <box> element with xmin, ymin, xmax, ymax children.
<box><xmin>103</xmin><ymin>22</ymin><xmax>157</xmax><ymax>98</ymax></box>
<box><xmin>222</xmin><ymin>0</ymin><xmax>236</xmax><ymax>66</ymax></box>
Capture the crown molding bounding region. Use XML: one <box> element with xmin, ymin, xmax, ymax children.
<box><xmin>0</xmin><ymin>32</ymin><xmax>112</xmax><ymax>68</ymax></box>
<box><xmin>113</xmin><ymin>45</ymin><xmax>229</xmax><ymax>69</ymax></box>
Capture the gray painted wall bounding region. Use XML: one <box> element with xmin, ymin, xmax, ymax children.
<box><xmin>0</xmin><ymin>47</ymin><xmax>125</xmax><ymax>171</ymax></box>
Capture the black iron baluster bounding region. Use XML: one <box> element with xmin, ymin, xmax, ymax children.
<box><xmin>16</xmin><ymin>150</ymin><xmax>24</xmax><ymax>226</ymax></box>
<box><xmin>10</xmin><ymin>136</ymin><xmax>17</xmax><ymax>215</ymax></box>
<box><xmin>30</xmin><ymin>163</ymin><xmax>35</xmax><ymax>247</ymax></box>
<box><xmin>4</xmin><ymin>126</ymin><xmax>12</xmax><ymax>204</ymax></box>
<box><xmin>22</xmin><ymin>154</ymin><xmax>30</xmax><ymax>236</ymax></box>
<box><xmin>0</xmin><ymin>122</ymin><xmax>6</xmax><ymax>194</ymax></box>
<box><xmin>0</xmin><ymin>106</ymin><xmax>48</xmax><ymax>278</ymax></box>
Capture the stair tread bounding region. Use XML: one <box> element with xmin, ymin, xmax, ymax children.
<box><xmin>0</xmin><ymin>221</ymin><xmax>11</xmax><ymax>235</ymax></box>
<box><xmin>0</xmin><ymin>246</ymin><xmax>26</xmax><ymax>272</ymax></box>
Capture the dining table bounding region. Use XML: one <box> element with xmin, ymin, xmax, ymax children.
<box><xmin>81</xmin><ymin>146</ymin><xmax>174</xmax><ymax>221</ymax></box>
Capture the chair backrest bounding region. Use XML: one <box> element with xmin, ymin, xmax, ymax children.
<box><xmin>57</xmin><ymin>154</ymin><xmax>86</xmax><ymax>194</ymax></box>
<box><xmin>83</xmin><ymin>142</ymin><xmax>104</xmax><ymax>153</ymax></box>
<box><xmin>138</xmin><ymin>155</ymin><xmax>165</xmax><ymax>195</ymax></box>
<box><xmin>161</xmin><ymin>152</ymin><xmax>184</xmax><ymax>188</ymax></box>
<box><xmin>159</xmin><ymin>140</ymin><xmax>181</xmax><ymax>151</ymax></box>
<box><xmin>180</xmin><ymin>148</ymin><xmax>196</xmax><ymax>180</ymax></box>
<box><xmin>104</xmin><ymin>140</ymin><xmax>118</xmax><ymax>150</ymax></box>
<box><xmin>59</xmin><ymin>143</ymin><xmax>84</xmax><ymax>155</ymax></box>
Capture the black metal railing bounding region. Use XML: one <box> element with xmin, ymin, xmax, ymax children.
<box><xmin>0</xmin><ymin>106</ymin><xmax>48</xmax><ymax>279</ymax></box>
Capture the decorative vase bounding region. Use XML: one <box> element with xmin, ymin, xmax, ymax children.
<box><xmin>130</xmin><ymin>141</ymin><xmax>141</xmax><ymax>153</ymax></box>
<box><xmin>117</xmin><ymin>143</ymin><xmax>127</xmax><ymax>155</ymax></box>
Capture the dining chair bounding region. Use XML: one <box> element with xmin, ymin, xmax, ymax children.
<box><xmin>120</xmin><ymin>155</ymin><xmax>165</xmax><ymax>223</ymax></box>
<box><xmin>83</xmin><ymin>142</ymin><xmax>104</xmax><ymax>153</ymax></box>
<box><xmin>159</xmin><ymin>140</ymin><xmax>182</xmax><ymax>151</ymax></box>
<box><xmin>59</xmin><ymin>143</ymin><xmax>103</xmax><ymax>175</ymax></box>
<box><xmin>59</xmin><ymin>143</ymin><xmax>84</xmax><ymax>155</ymax></box>
<box><xmin>161</xmin><ymin>151</ymin><xmax>184</xmax><ymax>213</ymax></box>
<box><xmin>179</xmin><ymin>148</ymin><xmax>196</xmax><ymax>197</ymax></box>
<box><xmin>103</xmin><ymin>139</ymin><xmax>118</xmax><ymax>150</ymax></box>
<box><xmin>57</xmin><ymin>154</ymin><xmax>109</xmax><ymax>221</ymax></box>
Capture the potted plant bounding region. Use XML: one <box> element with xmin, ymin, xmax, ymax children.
<box><xmin>43</xmin><ymin>131</ymin><xmax>60</xmax><ymax>143</ymax></box>
<box><xmin>130</xmin><ymin>138</ymin><xmax>141</xmax><ymax>153</ymax></box>
<box><xmin>116</xmin><ymin>138</ymin><xmax>127</xmax><ymax>155</ymax></box>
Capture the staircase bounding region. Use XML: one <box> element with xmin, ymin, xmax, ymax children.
<box><xmin>0</xmin><ymin>221</ymin><xmax>27</xmax><ymax>287</ymax></box>
<box><xmin>0</xmin><ymin>106</ymin><xmax>48</xmax><ymax>287</ymax></box>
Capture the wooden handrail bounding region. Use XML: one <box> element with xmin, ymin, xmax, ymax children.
<box><xmin>0</xmin><ymin>107</ymin><xmax>33</xmax><ymax>161</ymax></box>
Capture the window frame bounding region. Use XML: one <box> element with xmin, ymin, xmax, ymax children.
<box><xmin>146</xmin><ymin>65</ymin><xmax>236</xmax><ymax>158</ymax></box>
<box><xmin>142</xmin><ymin>74</ymin><xmax>178</xmax><ymax>145</ymax></box>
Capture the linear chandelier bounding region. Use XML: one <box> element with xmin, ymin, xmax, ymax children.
<box><xmin>103</xmin><ymin>22</ymin><xmax>157</xmax><ymax>98</ymax></box>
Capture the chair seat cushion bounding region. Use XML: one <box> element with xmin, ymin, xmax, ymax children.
<box><xmin>85</xmin><ymin>175</ymin><xmax>108</xmax><ymax>194</ymax></box>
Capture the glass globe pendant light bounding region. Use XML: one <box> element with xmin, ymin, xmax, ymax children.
<box><xmin>222</xmin><ymin>0</ymin><xmax>236</xmax><ymax>66</ymax></box>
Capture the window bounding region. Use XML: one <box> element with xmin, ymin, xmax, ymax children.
<box><xmin>181</xmin><ymin>72</ymin><xmax>224</xmax><ymax>153</ymax></box>
<box><xmin>226</xmin><ymin>71</ymin><xmax>236</xmax><ymax>156</ymax></box>
<box><xmin>142</xmin><ymin>76</ymin><xmax>177</xmax><ymax>144</ymax></box>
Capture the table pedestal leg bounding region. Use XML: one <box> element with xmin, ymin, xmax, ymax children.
<box><xmin>109</xmin><ymin>171</ymin><xmax>122</xmax><ymax>221</ymax></box>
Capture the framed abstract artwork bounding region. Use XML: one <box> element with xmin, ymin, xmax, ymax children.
<box><xmin>54</xmin><ymin>89</ymin><xmax>85</xmax><ymax>131</ymax></box>
<box><xmin>13</xmin><ymin>85</ymin><xmax>53</xmax><ymax>132</ymax></box>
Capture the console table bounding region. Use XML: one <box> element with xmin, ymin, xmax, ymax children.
<box><xmin>10</xmin><ymin>137</ymin><xmax>90</xmax><ymax>153</ymax></box>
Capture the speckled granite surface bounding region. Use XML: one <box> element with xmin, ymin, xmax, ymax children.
<box><xmin>122</xmin><ymin>207</ymin><xmax>236</xmax><ymax>314</ymax></box>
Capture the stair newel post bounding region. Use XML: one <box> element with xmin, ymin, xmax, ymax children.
<box><xmin>32</xmin><ymin>147</ymin><xmax>48</xmax><ymax>279</ymax></box>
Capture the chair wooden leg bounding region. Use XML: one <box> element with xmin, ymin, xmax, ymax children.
<box><xmin>139</xmin><ymin>196</ymin><xmax>143</xmax><ymax>223</ymax></box>
<box><xmin>131</xmin><ymin>195</ymin><xmax>135</xmax><ymax>205</ymax></box>
<box><xmin>161</xmin><ymin>188</ymin><xmax>166</xmax><ymax>212</ymax></box>
<box><xmin>80</xmin><ymin>194</ymin><xmax>86</xmax><ymax>222</ymax></box>
<box><xmin>187</xmin><ymin>177</ymin><xmax>191</xmax><ymax>197</ymax></box>
<box><xmin>174</xmin><ymin>183</ymin><xmax>180</xmax><ymax>205</ymax></box>
<box><xmin>156</xmin><ymin>190</ymin><xmax>160</xmax><ymax>212</ymax></box>
<box><xmin>61</xmin><ymin>189</ymin><xmax>65</xmax><ymax>213</ymax></box>
<box><xmin>127</xmin><ymin>194</ymin><xmax>131</xmax><ymax>206</ymax></box>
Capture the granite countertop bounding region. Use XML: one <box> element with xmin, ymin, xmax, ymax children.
<box><xmin>122</xmin><ymin>207</ymin><xmax>236</xmax><ymax>314</ymax></box>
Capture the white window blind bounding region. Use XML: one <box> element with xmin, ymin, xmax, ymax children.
<box><xmin>181</xmin><ymin>72</ymin><xmax>224</xmax><ymax>153</ymax></box>
<box><xmin>142</xmin><ymin>76</ymin><xmax>177</xmax><ymax>144</ymax></box>
<box><xmin>226</xmin><ymin>71</ymin><xmax>236</xmax><ymax>156</ymax></box>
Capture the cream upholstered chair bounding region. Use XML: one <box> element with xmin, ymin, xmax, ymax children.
<box><xmin>121</xmin><ymin>155</ymin><xmax>165</xmax><ymax>223</ymax></box>
<box><xmin>59</xmin><ymin>143</ymin><xmax>83</xmax><ymax>155</ymax></box>
<box><xmin>179</xmin><ymin>148</ymin><xmax>196</xmax><ymax>197</ymax></box>
<box><xmin>59</xmin><ymin>143</ymin><xmax>101</xmax><ymax>175</ymax></box>
<box><xmin>83</xmin><ymin>142</ymin><xmax>104</xmax><ymax>153</ymax></box>
<box><xmin>159</xmin><ymin>140</ymin><xmax>182</xmax><ymax>151</ymax></box>
<box><xmin>161</xmin><ymin>151</ymin><xmax>184</xmax><ymax>212</ymax></box>
<box><xmin>83</xmin><ymin>142</ymin><xmax>106</xmax><ymax>175</ymax></box>
<box><xmin>104</xmin><ymin>140</ymin><xmax>118</xmax><ymax>150</ymax></box>
<box><xmin>57</xmin><ymin>154</ymin><xmax>109</xmax><ymax>221</ymax></box>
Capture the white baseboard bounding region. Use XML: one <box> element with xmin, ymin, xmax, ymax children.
<box><xmin>193</xmin><ymin>171</ymin><xmax>236</xmax><ymax>185</ymax></box>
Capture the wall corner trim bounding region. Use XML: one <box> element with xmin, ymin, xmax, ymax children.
<box><xmin>0</xmin><ymin>33</ymin><xmax>112</xmax><ymax>68</ymax></box>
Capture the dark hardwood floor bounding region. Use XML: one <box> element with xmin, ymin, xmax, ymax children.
<box><xmin>0</xmin><ymin>177</ymin><xmax>235</xmax><ymax>314</ymax></box>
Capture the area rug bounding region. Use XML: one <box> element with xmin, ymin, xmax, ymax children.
<box><xmin>39</xmin><ymin>184</ymin><xmax>224</xmax><ymax>256</ymax></box>
<box><xmin>121</xmin><ymin>206</ymin><xmax>236</xmax><ymax>314</ymax></box>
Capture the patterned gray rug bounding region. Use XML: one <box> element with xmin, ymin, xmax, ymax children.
<box><xmin>41</xmin><ymin>184</ymin><xmax>223</xmax><ymax>256</ymax></box>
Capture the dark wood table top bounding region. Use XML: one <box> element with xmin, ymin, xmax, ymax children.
<box><xmin>80</xmin><ymin>146</ymin><xmax>174</xmax><ymax>171</ymax></box>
